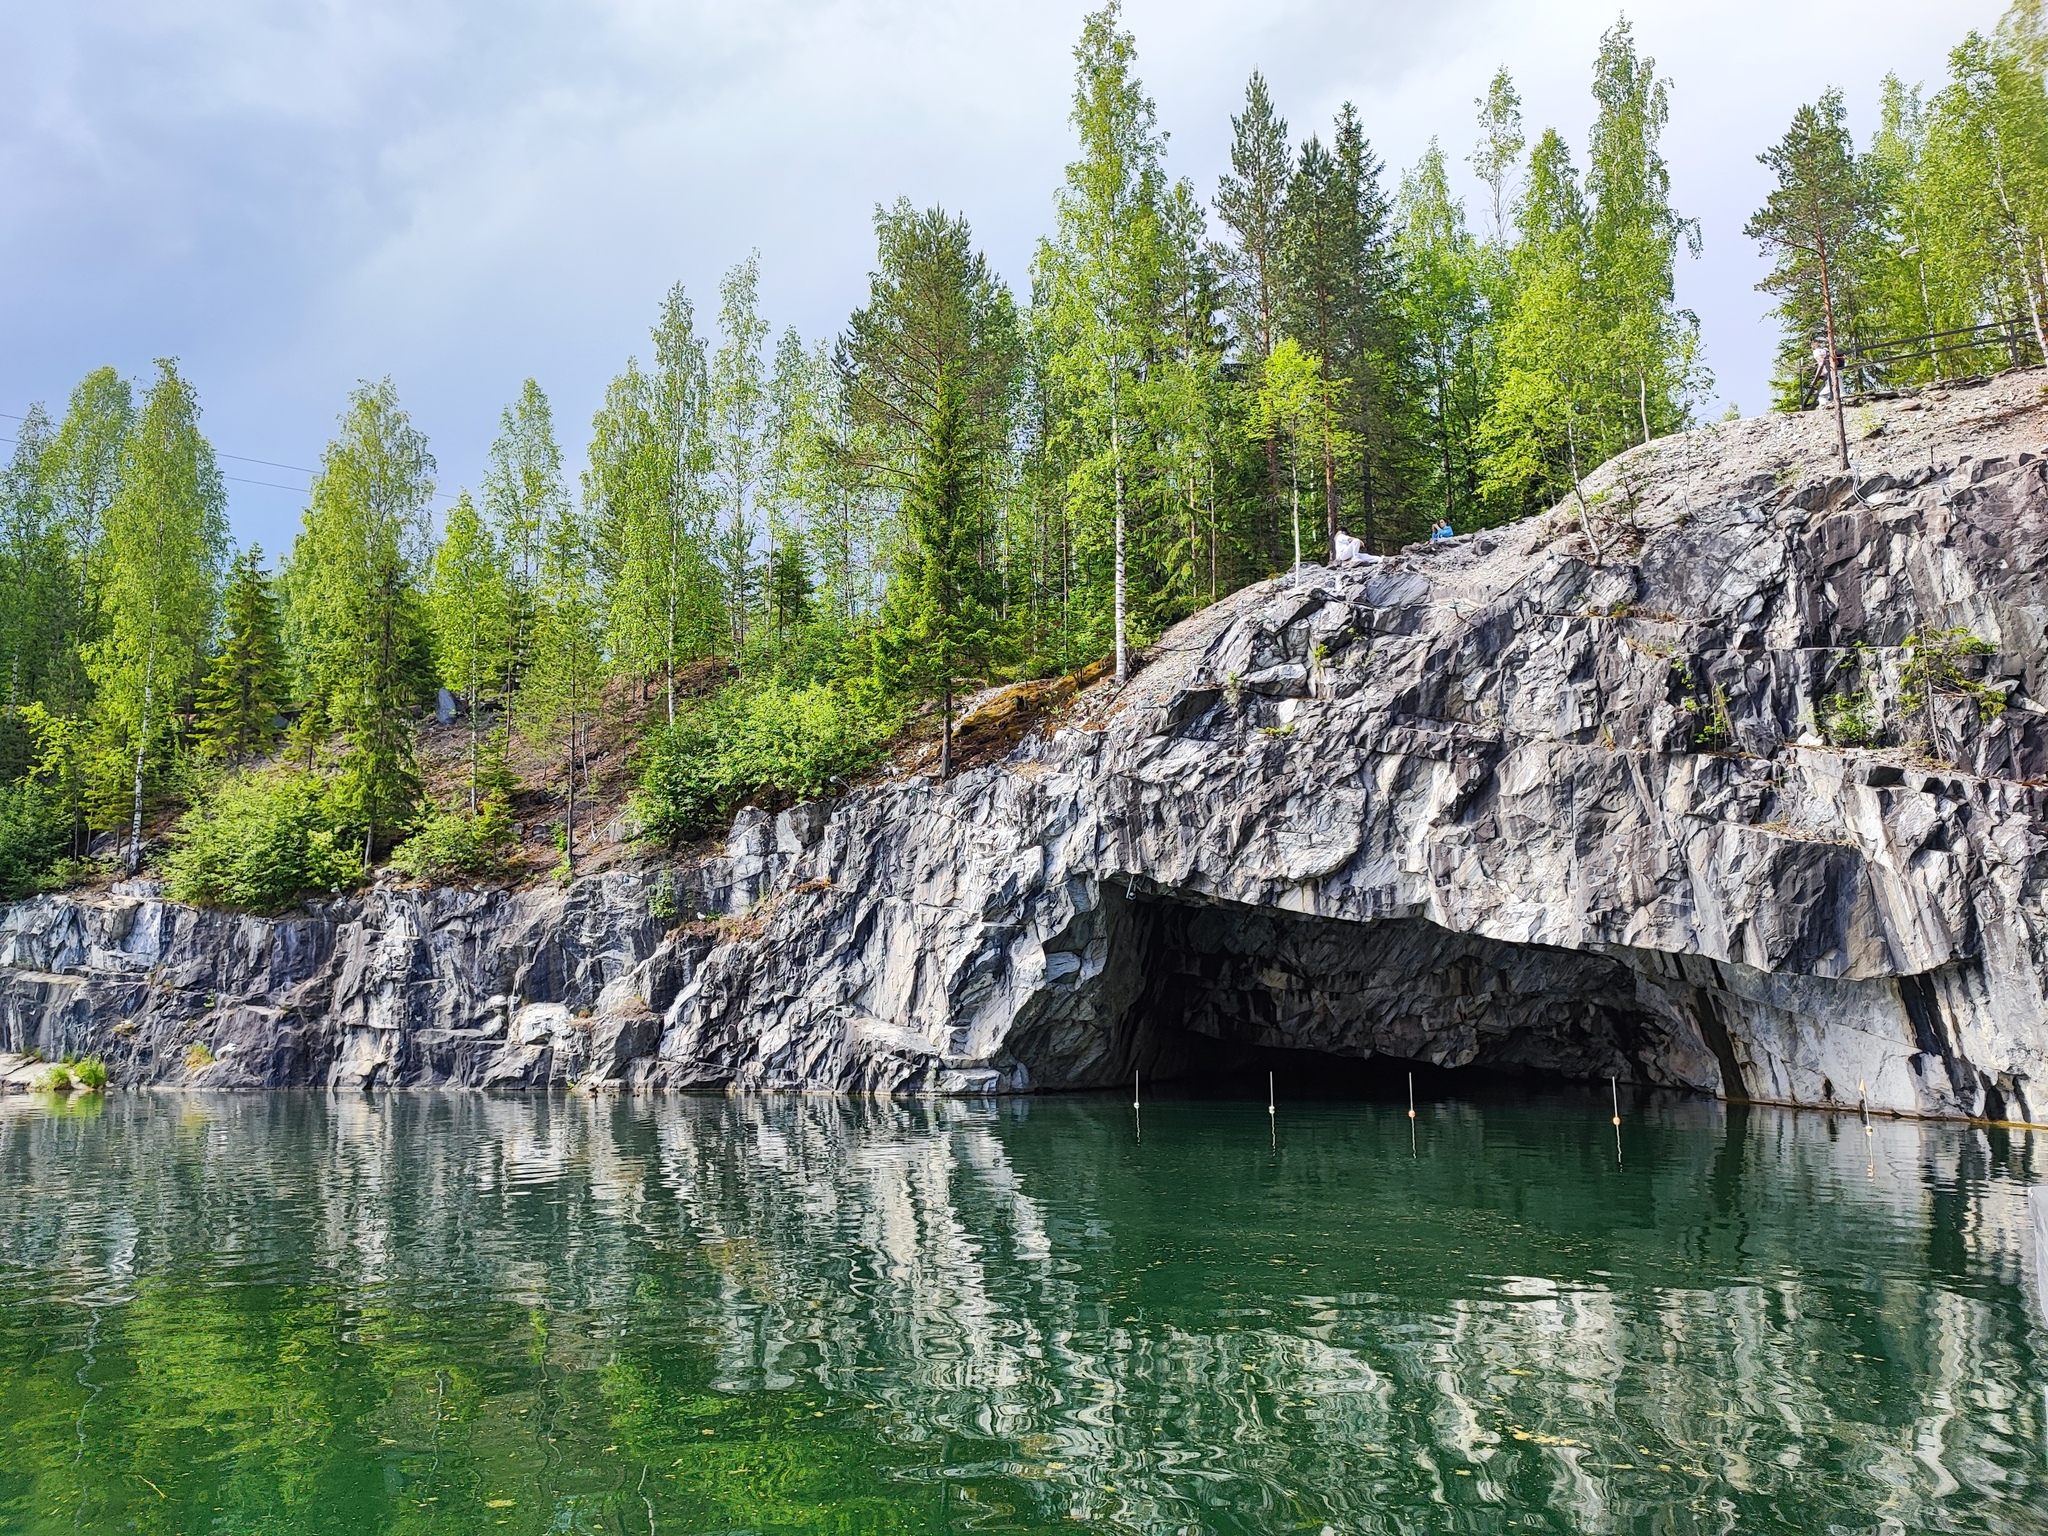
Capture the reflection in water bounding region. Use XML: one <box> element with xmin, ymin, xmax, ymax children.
<box><xmin>0</xmin><ymin>1088</ymin><xmax>2044</xmax><ymax>1534</ymax></box>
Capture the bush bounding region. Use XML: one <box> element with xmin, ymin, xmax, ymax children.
<box><xmin>32</xmin><ymin>1055</ymin><xmax>107</xmax><ymax>1093</ymax></box>
<box><xmin>0</xmin><ymin>783</ymin><xmax>71</xmax><ymax>901</ymax></box>
<box><xmin>163</xmin><ymin>769</ymin><xmax>363</xmax><ymax>914</ymax></box>
<box><xmin>638</xmin><ymin>681</ymin><xmax>891</xmax><ymax>843</ymax></box>
<box><xmin>392</xmin><ymin>793</ymin><xmax>516</xmax><ymax>883</ymax></box>
<box><xmin>1818</xmin><ymin>690</ymin><xmax>1879</xmax><ymax>747</ymax></box>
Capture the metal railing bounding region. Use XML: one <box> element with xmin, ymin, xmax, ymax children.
<box><xmin>1796</xmin><ymin>316</ymin><xmax>2044</xmax><ymax>409</ymax></box>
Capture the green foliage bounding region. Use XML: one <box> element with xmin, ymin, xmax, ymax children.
<box><xmin>1900</xmin><ymin>627</ymin><xmax>2006</xmax><ymax>761</ymax></box>
<box><xmin>162</xmin><ymin>769</ymin><xmax>362</xmax><ymax>914</ymax></box>
<box><xmin>1817</xmin><ymin>643</ymin><xmax>1881</xmax><ymax>746</ymax></box>
<box><xmin>33</xmin><ymin>1054</ymin><xmax>108</xmax><ymax>1092</ymax></box>
<box><xmin>195</xmin><ymin>545</ymin><xmax>287</xmax><ymax>763</ymax></box>
<box><xmin>0</xmin><ymin>782</ymin><xmax>70</xmax><ymax>900</ymax></box>
<box><xmin>591</xmin><ymin>290</ymin><xmax>723</xmax><ymax>723</ymax></box>
<box><xmin>284</xmin><ymin>379</ymin><xmax>437</xmax><ymax>865</ymax></box>
<box><xmin>391</xmin><ymin>798</ymin><xmax>516</xmax><ymax>883</ymax></box>
<box><xmin>91</xmin><ymin>359</ymin><xmax>229</xmax><ymax>869</ymax></box>
<box><xmin>426</xmin><ymin>490</ymin><xmax>514</xmax><ymax>809</ymax></box>
<box><xmin>638</xmin><ymin>682</ymin><xmax>891</xmax><ymax>844</ymax></box>
<box><xmin>1819</xmin><ymin>690</ymin><xmax>1881</xmax><ymax>747</ymax></box>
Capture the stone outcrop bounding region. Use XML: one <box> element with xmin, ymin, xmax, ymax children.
<box><xmin>2</xmin><ymin>373</ymin><xmax>2046</xmax><ymax>1119</ymax></box>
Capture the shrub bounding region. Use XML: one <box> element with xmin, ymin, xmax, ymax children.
<box><xmin>1819</xmin><ymin>690</ymin><xmax>1879</xmax><ymax>747</ymax></box>
<box><xmin>184</xmin><ymin>1042</ymin><xmax>215</xmax><ymax>1071</ymax></box>
<box><xmin>31</xmin><ymin>1055</ymin><xmax>105</xmax><ymax>1092</ymax></box>
<box><xmin>1901</xmin><ymin>628</ymin><xmax>2004</xmax><ymax>723</ymax></box>
<box><xmin>163</xmin><ymin>769</ymin><xmax>362</xmax><ymax>914</ymax></box>
<box><xmin>638</xmin><ymin>682</ymin><xmax>891</xmax><ymax>844</ymax></box>
<box><xmin>391</xmin><ymin>793</ymin><xmax>516</xmax><ymax>883</ymax></box>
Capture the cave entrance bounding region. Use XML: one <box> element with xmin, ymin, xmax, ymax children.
<box><xmin>1114</xmin><ymin>889</ymin><xmax>1712</xmax><ymax>1101</ymax></box>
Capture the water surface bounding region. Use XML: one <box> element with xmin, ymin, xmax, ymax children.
<box><xmin>1</xmin><ymin>1087</ymin><xmax>2044</xmax><ymax>1533</ymax></box>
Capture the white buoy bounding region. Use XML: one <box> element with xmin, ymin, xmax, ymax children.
<box><xmin>1133</xmin><ymin>1069</ymin><xmax>1140</xmax><ymax>1110</ymax></box>
<box><xmin>1268</xmin><ymin>1071</ymin><xmax>1275</xmax><ymax>1117</ymax></box>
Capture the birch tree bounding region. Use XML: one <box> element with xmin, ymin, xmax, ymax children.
<box><xmin>1035</xmin><ymin>0</ymin><xmax>1166</xmax><ymax>685</ymax></box>
<box><xmin>93</xmin><ymin>359</ymin><xmax>226</xmax><ymax>871</ymax></box>
<box><xmin>426</xmin><ymin>493</ymin><xmax>512</xmax><ymax>806</ymax></box>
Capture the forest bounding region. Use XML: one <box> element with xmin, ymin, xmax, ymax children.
<box><xmin>0</xmin><ymin>1</ymin><xmax>2042</xmax><ymax>913</ymax></box>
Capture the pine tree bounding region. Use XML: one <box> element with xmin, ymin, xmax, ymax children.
<box><xmin>1398</xmin><ymin>144</ymin><xmax>1490</xmax><ymax>532</ymax></box>
<box><xmin>1215</xmin><ymin>69</ymin><xmax>1294</xmax><ymax>564</ymax></box>
<box><xmin>195</xmin><ymin>547</ymin><xmax>286</xmax><ymax>765</ymax></box>
<box><xmin>1746</xmin><ymin>91</ymin><xmax>1875</xmax><ymax>469</ymax></box>
<box><xmin>871</xmin><ymin>369</ymin><xmax>999</xmax><ymax>779</ymax></box>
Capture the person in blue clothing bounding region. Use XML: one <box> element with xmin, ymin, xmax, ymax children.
<box><xmin>1430</xmin><ymin>518</ymin><xmax>1455</xmax><ymax>540</ymax></box>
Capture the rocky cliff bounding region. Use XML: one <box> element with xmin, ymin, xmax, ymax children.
<box><xmin>3</xmin><ymin>373</ymin><xmax>2046</xmax><ymax>1119</ymax></box>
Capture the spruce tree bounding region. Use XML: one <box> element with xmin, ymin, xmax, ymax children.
<box><xmin>841</xmin><ymin>201</ymin><xmax>1020</xmax><ymax>774</ymax></box>
<box><xmin>195</xmin><ymin>547</ymin><xmax>287</xmax><ymax>765</ymax></box>
<box><xmin>1215</xmin><ymin>69</ymin><xmax>1293</xmax><ymax>564</ymax></box>
<box><xmin>871</xmin><ymin>370</ymin><xmax>998</xmax><ymax>779</ymax></box>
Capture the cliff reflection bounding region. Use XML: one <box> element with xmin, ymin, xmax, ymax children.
<box><xmin>0</xmin><ymin>1089</ymin><xmax>2043</xmax><ymax>1534</ymax></box>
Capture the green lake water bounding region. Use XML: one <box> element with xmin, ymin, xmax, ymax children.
<box><xmin>1</xmin><ymin>1085</ymin><xmax>2045</xmax><ymax>1534</ymax></box>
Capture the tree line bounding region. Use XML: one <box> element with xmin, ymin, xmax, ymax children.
<box><xmin>0</xmin><ymin>2</ymin><xmax>2032</xmax><ymax>907</ymax></box>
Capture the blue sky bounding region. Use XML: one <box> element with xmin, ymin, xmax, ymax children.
<box><xmin>0</xmin><ymin>0</ymin><xmax>2005</xmax><ymax>556</ymax></box>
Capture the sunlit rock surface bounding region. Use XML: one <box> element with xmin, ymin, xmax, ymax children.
<box><xmin>1</xmin><ymin>373</ymin><xmax>2046</xmax><ymax>1116</ymax></box>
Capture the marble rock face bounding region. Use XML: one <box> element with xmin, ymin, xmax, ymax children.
<box><xmin>2</xmin><ymin>375</ymin><xmax>2046</xmax><ymax>1119</ymax></box>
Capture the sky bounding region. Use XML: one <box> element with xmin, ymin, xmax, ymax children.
<box><xmin>0</xmin><ymin>0</ymin><xmax>2009</xmax><ymax>556</ymax></box>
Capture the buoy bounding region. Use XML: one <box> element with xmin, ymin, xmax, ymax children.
<box><xmin>1407</xmin><ymin>1072</ymin><xmax>1416</xmax><ymax>1120</ymax></box>
<box><xmin>1133</xmin><ymin>1069</ymin><xmax>1140</xmax><ymax>1110</ymax></box>
<box><xmin>1268</xmin><ymin>1071</ymin><xmax>1275</xmax><ymax>1117</ymax></box>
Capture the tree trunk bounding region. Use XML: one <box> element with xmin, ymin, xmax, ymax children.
<box><xmin>467</xmin><ymin>624</ymin><xmax>480</xmax><ymax>814</ymax></box>
<box><xmin>1360</xmin><ymin>450</ymin><xmax>1377</xmax><ymax>556</ymax></box>
<box><xmin>1815</xmin><ymin>219</ymin><xmax>1851</xmax><ymax>471</ymax></box>
<box><xmin>1289</xmin><ymin>441</ymin><xmax>1302</xmax><ymax>584</ymax></box>
<box><xmin>1112</xmin><ymin>400</ymin><xmax>1128</xmax><ymax>686</ymax></box>
<box><xmin>564</xmin><ymin>727</ymin><xmax>577</xmax><ymax>878</ymax></box>
<box><xmin>1320</xmin><ymin>408</ymin><xmax>1339</xmax><ymax>564</ymax></box>
<box><xmin>126</xmin><ymin>634</ymin><xmax>157</xmax><ymax>876</ymax></box>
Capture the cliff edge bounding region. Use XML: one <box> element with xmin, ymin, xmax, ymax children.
<box><xmin>4</xmin><ymin>372</ymin><xmax>2046</xmax><ymax>1120</ymax></box>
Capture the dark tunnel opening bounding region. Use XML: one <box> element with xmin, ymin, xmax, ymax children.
<box><xmin>1107</xmin><ymin>887</ymin><xmax>1716</xmax><ymax>1103</ymax></box>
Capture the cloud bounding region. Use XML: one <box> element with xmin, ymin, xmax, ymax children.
<box><xmin>0</xmin><ymin>0</ymin><xmax>2009</xmax><ymax>552</ymax></box>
